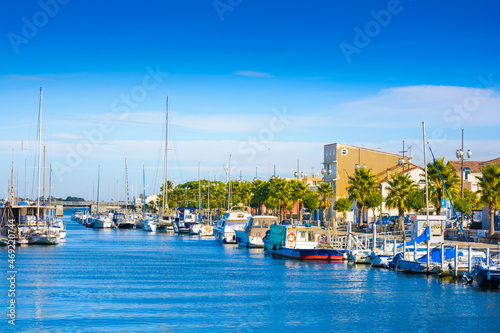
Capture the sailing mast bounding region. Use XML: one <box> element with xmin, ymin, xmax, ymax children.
<box><xmin>37</xmin><ymin>88</ymin><xmax>42</xmax><ymax>221</ymax></box>
<box><xmin>228</xmin><ymin>154</ymin><xmax>232</xmax><ymax>209</ymax></box>
<box><xmin>97</xmin><ymin>165</ymin><xmax>101</xmax><ymax>213</ymax></box>
<box><xmin>143</xmin><ymin>165</ymin><xmax>146</xmax><ymax>217</ymax></box>
<box><xmin>163</xmin><ymin>96</ymin><xmax>169</xmax><ymax>213</ymax></box>
<box><xmin>422</xmin><ymin>122</ymin><xmax>429</xmax><ymax>225</ymax></box>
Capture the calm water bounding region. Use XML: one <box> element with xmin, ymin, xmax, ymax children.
<box><xmin>1</xmin><ymin>210</ymin><xmax>499</xmax><ymax>333</ymax></box>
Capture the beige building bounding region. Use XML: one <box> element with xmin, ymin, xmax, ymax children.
<box><xmin>323</xmin><ymin>143</ymin><xmax>413</xmax><ymax>199</ymax></box>
<box><xmin>447</xmin><ymin>160</ymin><xmax>484</xmax><ymax>193</ymax></box>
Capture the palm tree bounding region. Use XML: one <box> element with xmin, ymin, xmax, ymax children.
<box><xmin>333</xmin><ymin>197</ymin><xmax>352</xmax><ymax>223</ymax></box>
<box><xmin>291</xmin><ymin>180</ymin><xmax>309</xmax><ymax>222</ymax></box>
<box><xmin>385</xmin><ymin>173</ymin><xmax>416</xmax><ymax>231</ymax></box>
<box><xmin>303</xmin><ymin>191</ymin><xmax>320</xmax><ymax>224</ymax></box>
<box><xmin>478</xmin><ymin>163</ymin><xmax>500</xmax><ymax>237</ymax></box>
<box><xmin>426</xmin><ymin>157</ymin><xmax>460</xmax><ymax>215</ymax></box>
<box><xmin>270</xmin><ymin>178</ymin><xmax>292</xmax><ymax>221</ymax></box>
<box><xmin>250</xmin><ymin>179</ymin><xmax>267</xmax><ymax>214</ymax></box>
<box><xmin>406</xmin><ymin>188</ymin><xmax>425</xmax><ymax>214</ymax></box>
<box><xmin>317</xmin><ymin>182</ymin><xmax>334</xmax><ymax>226</ymax></box>
<box><xmin>347</xmin><ymin>167</ymin><xmax>379</xmax><ymax>228</ymax></box>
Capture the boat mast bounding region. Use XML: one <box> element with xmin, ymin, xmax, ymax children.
<box><xmin>198</xmin><ymin>162</ymin><xmax>201</xmax><ymax>221</ymax></box>
<box><xmin>163</xmin><ymin>96</ymin><xmax>169</xmax><ymax>213</ymax></box>
<box><xmin>143</xmin><ymin>165</ymin><xmax>146</xmax><ymax>217</ymax></box>
<box><xmin>228</xmin><ymin>154</ymin><xmax>232</xmax><ymax>209</ymax></box>
<box><xmin>37</xmin><ymin>87</ymin><xmax>42</xmax><ymax>220</ymax></box>
<box><xmin>125</xmin><ymin>158</ymin><xmax>128</xmax><ymax>212</ymax></box>
<box><xmin>422</xmin><ymin>122</ymin><xmax>429</xmax><ymax>225</ymax></box>
<box><xmin>48</xmin><ymin>164</ymin><xmax>52</xmax><ymax>219</ymax></box>
<box><xmin>97</xmin><ymin>165</ymin><xmax>100</xmax><ymax>213</ymax></box>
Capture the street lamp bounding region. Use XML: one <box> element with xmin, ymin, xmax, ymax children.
<box><xmin>456</xmin><ymin>129</ymin><xmax>472</xmax><ymax>198</ymax></box>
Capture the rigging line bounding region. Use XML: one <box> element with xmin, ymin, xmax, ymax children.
<box><xmin>428</xmin><ymin>145</ymin><xmax>469</xmax><ymax>245</ymax></box>
<box><xmin>151</xmin><ymin>110</ymin><xmax>166</xmax><ymax>195</ymax></box>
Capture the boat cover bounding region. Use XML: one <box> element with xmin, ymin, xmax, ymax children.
<box><xmin>416</xmin><ymin>247</ymin><xmax>463</xmax><ymax>264</ymax></box>
<box><xmin>264</xmin><ymin>224</ymin><xmax>286</xmax><ymax>251</ymax></box>
<box><xmin>398</xmin><ymin>226</ymin><xmax>430</xmax><ymax>248</ymax></box>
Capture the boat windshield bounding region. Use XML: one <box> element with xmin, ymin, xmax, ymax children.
<box><xmin>226</xmin><ymin>220</ymin><xmax>246</xmax><ymax>227</ymax></box>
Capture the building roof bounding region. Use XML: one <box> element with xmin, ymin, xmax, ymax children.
<box><xmin>479</xmin><ymin>157</ymin><xmax>500</xmax><ymax>167</ymax></box>
<box><xmin>376</xmin><ymin>164</ymin><xmax>423</xmax><ymax>184</ymax></box>
<box><xmin>325</xmin><ymin>143</ymin><xmax>406</xmax><ymax>159</ymax></box>
<box><xmin>448</xmin><ymin>160</ymin><xmax>484</xmax><ymax>173</ymax></box>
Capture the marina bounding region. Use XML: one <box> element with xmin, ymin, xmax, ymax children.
<box><xmin>1</xmin><ymin>209</ymin><xmax>499</xmax><ymax>332</ymax></box>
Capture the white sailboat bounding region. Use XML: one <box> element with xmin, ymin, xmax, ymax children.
<box><xmin>158</xmin><ymin>96</ymin><xmax>174</xmax><ymax>232</ymax></box>
<box><xmin>29</xmin><ymin>88</ymin><xmax>60</xmax><ymax>245</ymax></box>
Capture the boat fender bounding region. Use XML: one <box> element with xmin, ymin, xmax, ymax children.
<box><xmin>317</xmin><ymin>234</ymin><xmax>327</xmax><ymax>244</ymax></box>
<box><xmin>287</xmin><ymin>233</ymin><xmax>296</xmax><ymax>243</ymax></box>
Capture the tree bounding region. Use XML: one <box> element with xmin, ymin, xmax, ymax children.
<box><xmin>385</xmin><ymin>173</ymin><xmax>415</xmax><ymax>231</ymax></box>
<box><xmin>426</xmin><ymin>157</ymin><xmax>460</xmax><ymax>215</ymax></box>
<box><xmin>291</xmin><ymin>180</ymin><xmax>309</xmax><ymax>222</ymax></box>
<box><xmin>406</xmin><ymin>188</ymin><xmax>426</xmax><ymax>214</ymax></box>
<box><xmin>250</xmin><ymin>179</ymin><xmax>267</xmax><ymax>214</ymax></box>
<box><xmin>269</xmin><ymin>178</ymin><xmax>292</xmax><ymax>221</ymax></box>
<box><xmin>365</xmin><ymin>191</ymin><xmax>383</xmax><ymax>224</ymax></box>
<box><xmin>334</xmin><ymin>197</ymin><xmax>352</xmax><ymax>223</ymax></box>
<box><xmin>303</xmin><ymin>191</ymin><xmax>320</xmax><ymax>224</ymax></box>
<box><xmin>347</xmin><ymin>167</ymin><xmax>379</xmax><ymax>228</ymax></box>
<box><xmin>317</xmin><ymin>182</ymin><xmax>334</xmax><ymax>225</ymax></box>
<box><xmin>478</xmin><ymin>163</ymin><xmax>500</xmax><ymax>237</ymax></box>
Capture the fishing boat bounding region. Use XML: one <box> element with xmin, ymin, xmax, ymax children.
<box><xmin>235</xmin><ymin>215</ymin><xmax>279</xmax><ymax>248</ymax></box>
<box><xmin>213</xmin><ymin>204</ymin><xmax>252</xmax><ymax>244</ymax></box>
<box><xmin>173</xmin><ymin>207</ymin><xmax>198</xmax><ymax>234</ymax></box>
<box><xmin>264</xmin><ymin>224</ymin><xmax>345</xmax><ymax>260</ymax></box>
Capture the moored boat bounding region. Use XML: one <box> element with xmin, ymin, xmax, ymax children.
<box><xmin>235</xmin><ymin>215</ymin><xmax>279</xmax><ymax>248</ymax></box>
<box><xmin>213</xmin><ymin>204</ymin><xmax>252</xmax><ymax>244</ymax></box>
<box><xmin>264</xmin><ymin>224</ymin><xmax>344</xmax><ymax>260</ymax></box>
<box><xmin>173</xmin><ymin>207</ymin><xmax>198</xmax><ymax>234</ymax></box>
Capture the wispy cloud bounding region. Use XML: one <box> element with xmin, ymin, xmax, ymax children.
<box><xmin>2</xmin><ymin>74</ymin><xmax>50</xmax><ymax>81</ymax></box>
<box><xmin>233</xmin><ymin>70</ymin><xmax>274</xmax><ymax>78</ymax></box>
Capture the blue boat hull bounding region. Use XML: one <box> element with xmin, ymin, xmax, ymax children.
<box><xmin>270</xmin><ymin>247</ymin><xmax>344</xmax><ymax>261</ymax></box>
<box><xmin>476</xmin><ymin>266</ymin><xmax>500</xmax><ymax>288</ymax></box>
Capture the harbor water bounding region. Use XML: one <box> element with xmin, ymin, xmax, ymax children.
<box><xmin>1</xmin><ymin>210</ymin><xmax>499</xmax><ymax>332</ymax></box>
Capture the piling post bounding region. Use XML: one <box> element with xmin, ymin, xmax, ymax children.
<box><xmin>454</xmin><ymin>245</ymin><xmax>458</xmax><ymax>277</ymax></box>
<box><xmin>403</xmin><ymin>242</ymin><xmax>406</xmax><ymax>260</ymax></box>
<box><xmin>441</xmin><ymin>244</ymin><xmax>444</xmax><ymax>272</ymax></box>
<box><xmin>413</xmin><ymin>242</ymin><xmax>417</xmax><ymax>261</ymax></box>
<box><xmin>468</xmin><ymin>246</ymin><xmax>472</xmax><ymax>273</ymax></box>
<box><xmin>393</xmin><ymin>239</ymin><xmax>396</xmax><ymax>257</ymax></box>
<box><xmin>486</xmin><ymin>248</ymin><xmax>490</xmax><ymax>266</ymax></box>
<box><xmin>383</xmin><ymin>238</ymin><xmax>387</xmax><ymax>252</ymax></box>
<box><xmin>426</xmin><ymin>241</ymin><xmax>430</xmax><ymax>273</ymax></box>
<box><xmin>373</xmin><ymin>226</ymin><xmax>377</xmax><ymax>250</ymax></box>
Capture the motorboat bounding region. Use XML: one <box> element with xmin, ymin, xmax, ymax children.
<box><xmin>235</xmin><ymin>215</ymin><xmax>278</xmax><ymax>248</ymax></box>
<box><xmin>213</xmin><ymin>204</ymin><xmax>252</xmax><ymax>244</ymax></box>
<box><xmin>264</xmin><ymin>224</ymin><xmax>345</xmax><ymax>260</ymax></box>
<box><xmin>172</xmin><ymin>207</ymin><xmax>198</xmax><ymax>234</ymax></box>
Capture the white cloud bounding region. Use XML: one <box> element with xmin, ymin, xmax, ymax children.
<box><xmin>233</xmin><ymin>70</ymin><xmax>274</xmax><ymax>78</ymax></box>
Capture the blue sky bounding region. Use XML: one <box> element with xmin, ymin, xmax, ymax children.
<box><xmin>1</xmin><ymin>0</ymin><xmax>499</xmax><ymax>200</ymax></box>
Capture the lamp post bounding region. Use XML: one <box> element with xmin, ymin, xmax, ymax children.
<box><xmin>456</xmin><ymin>129</ymin><xmax>472</xmax><ymax>199</ymax></box>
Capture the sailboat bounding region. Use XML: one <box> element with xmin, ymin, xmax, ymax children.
<box><xmin>158</xmin><ymin>96</ymin><xmax>174</xmax><ymax>232</ymax></box>
<box><xmin>28</xmin><ymin>88</ymin><xmax>60</xmax><ymax>245</ymax></box>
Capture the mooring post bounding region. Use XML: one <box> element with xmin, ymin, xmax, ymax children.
<box><xmin>441</xmin><ymin>243</ymin><xmax>445</xmax><ymax>272</ymax></box>
<box><xmin>454</xmin><ymin>245</ymin><xmax>458</xmax><ymax>277</ymax></box>
<box><xmin>373</xmin><ymin>226</ymin><xmax>377</xmax><ymax>250</ymax></box>
<box><xmin>393</xmin><ymin>239</ymin><xmax>397</xmax><ymax>257</ymax></box>
<box><xmin>468</xmin><ymin>246</ymin><xmax>472</xmax><ymax>273</ymax></box>
<box><xmin>383</xmin><ymin>237</ymin><xmax>387</xmax><ymax>252</ymax></box>
<box><xmin>427</xmin><ymin>241</ymin><xmax>430</xmax><ymax>273</ymax></box>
